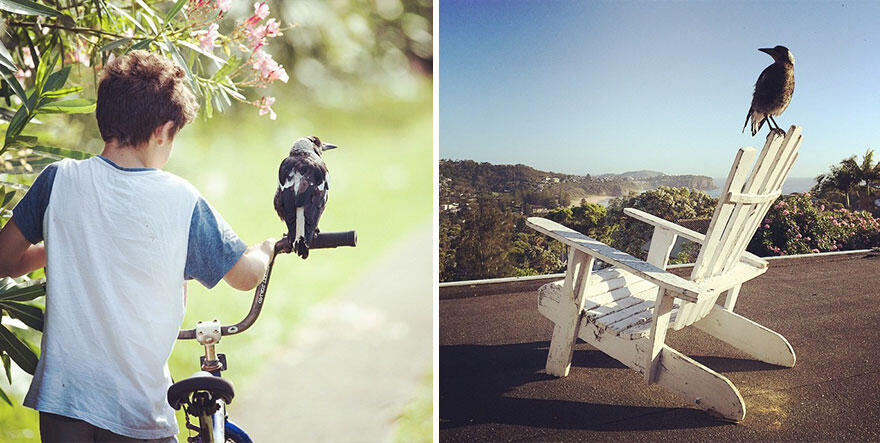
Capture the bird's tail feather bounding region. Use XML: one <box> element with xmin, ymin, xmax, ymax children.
<box><xmin>742</xmin><ymin>108</ymin><xmax>751</xmax><ymax>134</ymax></box>
<box><xmin>751</xmin><ymin>114</ymin><xmax>765</xmax><ymax>137</ymax></box>
<box><xmin>294</xmin><ymin>207</ymin><xmax>309</xmax><ymax>259</ymax></box>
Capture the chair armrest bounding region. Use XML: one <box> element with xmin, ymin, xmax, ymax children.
<box><xmin>526</xmin><ymin>217</ymin><xmax>705</xmax><ymax>302</ymax></box>
<box><xmin>623</xmin><ymin>208</ymin><xmax>706</xmax><ymax>243</ymax></box>
<box><xmin>623</xmin><ymin>208</ymin><xmax>768</xmax><ymax>269</ymax></box>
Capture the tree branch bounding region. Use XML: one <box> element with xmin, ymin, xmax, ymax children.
<box><xmin>7</xmin><ymin>20</ymin><xmax>129</xmax><ymax>40</ymax></box>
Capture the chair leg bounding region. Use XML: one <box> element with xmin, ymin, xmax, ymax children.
<box><xmin>545</xmin><ymin>309</ymin><xmax>581</xmax><ymax>377</ymax></box>
<box><xmin>694</xmin><ymin>305</ymin><xmax>796</xmax><ymax>367</ymax></box>
<box><xmin>723</xmin><ymin>284</ymin><xmax>742</xmax><ymax>311</ymax></box>
<box><xmin>654</xmin><ymin>346</ymin><xmax>746</xmax><ymax>421</ymax></box>
<box><xmin>545</xmin><ymin>249</ymin><xmax>595</xmax><ymax>377</ymax></box>
<box><xmin>576</xmin><ymin>318</ymin><xmax>746</xmax><ymax>421</ymax></box>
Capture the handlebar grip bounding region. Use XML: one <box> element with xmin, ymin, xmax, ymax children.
<box><xmin>311</xmin><ymin>231</ymin><xmax>357</xmax><ymax>249</ymax></box>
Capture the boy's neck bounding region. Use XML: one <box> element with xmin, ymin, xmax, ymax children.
<box><xmin>100</xmin><ymin>139</ymin><xmax>171</xmax><ymax>169</ymax></box>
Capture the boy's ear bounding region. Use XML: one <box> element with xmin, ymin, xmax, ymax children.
<box><xmin>154</xmin><ymin>120</ymin><xmax>175</xmax><ymax>145</ymax></box>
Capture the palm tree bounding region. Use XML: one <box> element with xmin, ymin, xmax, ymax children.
<box><xmin>814</xmin><ymin>158</ymin><xmax>859</xmax><ymax>208</ymax></box>
<box><xmin>813</xmin><ymin>149</ymin><xmax>880</xmax><ymax>209</ymax></box>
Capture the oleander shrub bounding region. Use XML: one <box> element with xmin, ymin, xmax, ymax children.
<box><xmin>749</xmin><ymin>193</ymin><xmax>880</xmax><ymax>256</ymax></box>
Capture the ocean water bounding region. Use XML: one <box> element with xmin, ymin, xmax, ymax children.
<box><xmin>707</xmin><ymin>176</ymin><xmax>815</xmax><ymax>197</ymax></box>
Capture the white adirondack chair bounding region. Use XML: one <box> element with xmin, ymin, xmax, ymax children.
<box><xmin>528</xmin><ymin>126</ymin><xmax>803</xmax><ymax>421</ymax></box>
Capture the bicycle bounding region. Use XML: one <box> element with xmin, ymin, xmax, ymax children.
<box><xmin>167</xmin><ymin>231</ymin><xmax>357</xmax><ymax>443</ymax></box>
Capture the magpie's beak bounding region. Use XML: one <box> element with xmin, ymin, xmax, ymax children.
<box><xmin>758</xmin><ymin>47</ymin><xmax>773</xmax><ymax>55</ymax></box>
<box><xmin>322</xmin><ymin>143</ymin><xmax>338</xmax><ymax>151</ymax></box>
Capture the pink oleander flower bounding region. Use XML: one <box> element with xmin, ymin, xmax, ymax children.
<box><xmin>264</xmin><ymin>18</ymin><xmax>281</xmax><ymax>37</ymax></box>
<box><xmin>819</xmin><ymin>205</ymin><xmax>825</xmax><ymax>212</ymax></box>
<box><xmin>14</xmin><ymin>68</ymin><xmax>31</xmax><ymax>82</ymax></box>
<box><xmin>783</xmin><ymin>210</ymin><xmax>789</xmax><ymax>215</ymax></box>
<box><xmin>796</xmin><ymin>233</ymin><xmax>802</xmax><ymax>238</ymax></box>
<box><xmin>216</xmin><ymin>0</ymin><xmax>232</xmax><ymax>12</ymax></box>
<box><xmin>247</xmin><ymin>24</ymin><xmax>267</xmax><ymax>49</ymax></box>
<box><xmin>193</xmin><ymin>23</ymin><xmax>220</xmax><ymax>51</ymax></box>
<box><xmin>764</xmin><ymin>224</ymin><xmax>770</xmax><ymax>229</ymax></box>
<box><xmin>258</xmin><ymin>96</ymin><xmax>276</xmax><ymax>120</ymax></box>
<box><xmin>21</xmin><ymin>48</ymin><xmax>35</xmax><ymax>69</ymax></box>
<box><xmin>254</xmin><ymin>2</ymin><xmax>269</xmax><ymax>20</ymax></box>
<box><xmin>267</xmin><ymin>65</ymin><xmax>289</xmax><ymax>83</ymax></box>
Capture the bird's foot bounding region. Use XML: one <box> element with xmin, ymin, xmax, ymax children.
<box><xmin>768</xmin><ymin>127</ymin><xmax>786</xmax><ymax>138</ymax></box>
<box><xmin>293</xmin><ymin>237</ymin><xmax>310</xmax><ymax>259</ymax></box>
<box><xmin>276</xmin><ymin>234</ymin><xmax>294</xmax><ymax>254</ymax></box>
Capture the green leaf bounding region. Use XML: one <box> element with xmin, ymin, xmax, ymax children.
<box><xmin>210</xmin><ymin>56</ymin><xmax>241</xmax><ymax>82</ymax></box>
<box><xmin>163</xmin><ymin>0</ymin><xmax>186</xmax><ymax>25</ymax></box>
<box><xmin>0</xmin><ymin>325</ymin><xmax>37</xmax><ymax>375</ymax></box>
<box><xmin>28</xmin><ymin>144</ymin><xmax>92</xmax><ymax>160</ymax></box>
<box><xmin>1</xmin><ymin>302</ymin><xmax>43</xmax><ymax>331</ymax></box>
<box><xmin>0</xmin><ymin>0</ymin><xmax>64</xmax><ymax>18</ymax></box>
<box><xmin>41</xmin><ymin>86</ymin><xmax>82</xmax><ymax>98</ymax></box>
<box><xmin>105</xmin><ymin>3</ymin><xmax>147</xmax><ymax>33</ymax></box>
<box><xmin>35</xmin><ymin>98</ymin><xmax>96</xmax><ymax>114</ymax></box>
<box><xmin>177</xmin><ymin>40</ymin><xmax>225</xmax><ymax>66</ymax></box>
<box><xmin>127</xmin><ymin>39</ymin><xmax>154</xmax><ymax>52</ymax></box>
<box><xmin>42</xmin><ymin>65</ymin><xmax>70</xmax><ymax>93</ymax></box>
<box><xmin>134</xmin><ymin>0</ymin><xmax>157</xmax><ymax>16</ymax></box>
<box><xmin>0</xmin><ymin>280</ymin><xmax>45</xmax><ymax>302</ymax></box>
<box><xmin>33</xmin><ymin>53</ymin><xmax>59</xmax><ymax>98</ymax></box>
<box><xmin>141</xmin><ymin>12</ymin><xmax>158</xmax><ymax>34</ymax></box>
<box><xmin>0</xmin><ymin>385</ymin><xmax>11</xmax><ymax>406</ymax></box>
<box><xmin>1</xmin><ymin>190</ymin><xmax>15</xmax><ymax>208</ymax></box>
<box><xmin>99</xmin><ymin>37</ymin><xmax>132</xmax><ymax>53</ymax></box>
<box><xmin>0</xmin><ymin>44</ymin><xmax>15</xmax><ymax>71</ymax></box>
<box><xmin>4</xmin><ymin>104</ymin><xmax>31</xmax><ymax>148</ymax></box>
<box><xmin>0</xmin><ymin>66</ymin><xmax>30</xmax><ymax>110</ymax></box>
<box><xmin>1</xmin><ymin>352</ymin><xmax>11</xmax><ymax>384</ymax></box>
<box><xmin>163</xmin><ymin>40</ymin><xmax>194</xmax><ymax>89</ymax></box>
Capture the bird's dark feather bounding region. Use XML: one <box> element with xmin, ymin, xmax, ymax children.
<box><xmin>273</xmin><ymin>150</ymin><xmax>330</xmax><ymax>258</ymax></box>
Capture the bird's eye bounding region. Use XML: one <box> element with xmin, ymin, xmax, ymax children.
<box><xmin>309</xmin><ymin>136</ymin><xmax>321</xmax><ymax>146</ymax></box>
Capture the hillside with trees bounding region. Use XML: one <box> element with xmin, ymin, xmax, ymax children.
<box><xmin>440</xmin><ymin>155</ymin><xmax>880</xmax><ymax>283</ymax></box>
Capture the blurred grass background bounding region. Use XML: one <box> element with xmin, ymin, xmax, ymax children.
<box><xmin>0</xmin><ymin>78</ymin><xmax>431</xmax><ymax>442</ymax></box>
<box><xmin>0</xmin><ymin>0</ymin><xmax>432</xmax><ymax>440</ymax></box>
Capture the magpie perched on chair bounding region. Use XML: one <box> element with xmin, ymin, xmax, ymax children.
<box><xmin>743</xmin><ymin>45</ymin><xmax>795</xmax><ymax>137</ymax></box>
<box><xmin>273</xmin><ymin>136</ymin><xmax>337</xmax><ymax>258</ymax></box>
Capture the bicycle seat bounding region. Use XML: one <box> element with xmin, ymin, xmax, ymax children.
<box><xmin>167</xmin><ymin>371</ymin><xmax>235</xmax><ymax>410</ymax></box>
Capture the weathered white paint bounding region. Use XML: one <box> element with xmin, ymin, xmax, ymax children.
<box><xmin>527</xmin><ymin>125</ymin><xmax>803</xmax><ymax>422</ymax></box>
<box><xmin>526</xmin><ymin>217</ymin><xmax>703</xmax><ymax>302</ymax></box>
<box><xmin>694</xmin><ymin>305</ymin><xmax>796</xmax><ymax>367</ymax></box>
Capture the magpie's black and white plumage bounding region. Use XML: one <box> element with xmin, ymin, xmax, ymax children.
<box><xmin>743</xmin><ymin>45</ymin><xmax>795</xmax><ymax>136</ymax></box>
<box><xmin>273</xmin><ymin>136</ymin><xmax>337</xmax><ymax>258</ymax></box>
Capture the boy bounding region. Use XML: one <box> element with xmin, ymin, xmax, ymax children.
<box><xmin>0</xmin><ymin>50</ymin><xmax>274</xmax><ymax>441</ymax></box>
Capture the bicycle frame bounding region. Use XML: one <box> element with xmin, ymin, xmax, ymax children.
<box><xmin>169</xmin><ymin>232</ymin><xmax>356</xmax><ymax>443</ymax></box>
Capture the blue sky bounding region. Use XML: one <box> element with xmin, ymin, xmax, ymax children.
<box><xmin>440</xmin><ymin>1</ymin><xmax>880</xmax><ymax>179</ymax></box>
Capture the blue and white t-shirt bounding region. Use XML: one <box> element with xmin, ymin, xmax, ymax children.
<box><xmin>12</xmin><ymin>156</ymin><xmax>247</xmax><ymax>439</ymax></box>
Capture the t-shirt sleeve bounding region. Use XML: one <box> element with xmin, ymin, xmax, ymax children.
<box><xmin>11</xmin><ymin>163</ymin><xmax>59</xmax><ymax>244</ymax></box>
<box><xmin>184</xmin><ymin>197</ymin><xmax>248</xmax><ymax>288</ymax></box>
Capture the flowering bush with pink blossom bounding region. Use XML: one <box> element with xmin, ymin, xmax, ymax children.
<box><xmin>749</xmin><ymin>193</ymin><xmax>880</xmax><ymax>256</ymax></box>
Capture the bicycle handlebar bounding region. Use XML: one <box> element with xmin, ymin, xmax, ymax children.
<box><xmin>177</xmin><ymin>230</ymin><xmax>357</xmax><ymax>340</ymax></box>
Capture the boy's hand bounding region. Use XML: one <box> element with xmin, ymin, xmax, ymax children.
<box><xmin>223</xmin><ymin>238</ymin><xmax>276</xmax><ymax>291</ymax></box>
<box><xmin>258</xmin><ymin>238</ymin><xmax>276</xmax><ymax>258</ymax></box>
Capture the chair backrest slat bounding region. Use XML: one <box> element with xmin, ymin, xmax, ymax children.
<box><xmin>673</xmin><ymin>127</ymin><xmax>802</xmax><ymax>330</ymax></box>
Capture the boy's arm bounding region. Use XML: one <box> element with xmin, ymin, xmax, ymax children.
<box><xmin>223</xmin><ymin>239</ymin><xmax>275</xmax><ymax>291</ymax></box>
<box><xmin>0</xmin><ymin>219</ymin><xmax>46</xmax><ymax>278</ymax></box>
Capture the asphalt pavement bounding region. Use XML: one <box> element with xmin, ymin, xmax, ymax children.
<box><xmin>440</xmin><ymin>251</ymin><xmax>880</xmax><ymax>441</ymax></box>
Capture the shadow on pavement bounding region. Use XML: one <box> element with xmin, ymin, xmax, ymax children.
<box><xmin>440</xmin><ymin>341</ymin><xmax>760</xmax><ymax>432</ymax></box>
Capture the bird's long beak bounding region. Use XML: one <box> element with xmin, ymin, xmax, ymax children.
<box><xmin>758</xmin><ymin>47</ymin><xmax>773</xmax><ymax>54</ymax></box>
<box><xmin>323</xmin><ymin>143</ymin><xmax>339</xmax><ymax>151</ymax></box>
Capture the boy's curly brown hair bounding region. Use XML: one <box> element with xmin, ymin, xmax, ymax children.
<box><xmin>96</xmin><ymin>50</ymin><xmax>199</xmax><ymax>147</ymax></box>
